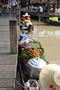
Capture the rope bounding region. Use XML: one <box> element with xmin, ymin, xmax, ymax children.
<box><xmin>15</xmin><ymin>80</ymin><xmax>25</xmax><ymax>89</ymax></box>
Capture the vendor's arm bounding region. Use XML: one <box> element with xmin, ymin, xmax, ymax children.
<box><xmin>24</xmin><ymin>20</ymin><xmax>31</xmax><ymax>23</ymax></box>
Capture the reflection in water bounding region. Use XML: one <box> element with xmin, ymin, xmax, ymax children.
<box><xmin>32</xmin><ymin>20</ymin><xmax>60</xmax><ymax>64</ymax></box>
<box><xmin>39</xmin><ymin>30</ymin><xmax>60</xmax><ymax>39</ymax></box>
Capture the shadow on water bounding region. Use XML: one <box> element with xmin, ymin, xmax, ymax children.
<box><xmin>33</xmin><ymin>23</ymin><xmax>49</xmax><ymax>26</ymax></box>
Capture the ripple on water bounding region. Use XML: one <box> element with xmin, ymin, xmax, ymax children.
<box><xmin>39</xmin><ymin>30</ymin><xmax>60</xmax><ymax>39</ymax></box>
<box><xmin>54</xmin><ymin>31</ymin><xmax>60</xmax><ymax>39</ymax></box>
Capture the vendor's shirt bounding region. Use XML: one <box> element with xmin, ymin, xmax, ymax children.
<box><xmin>22</xmin><ymin>17</ymin><xmax>31</xmax><ymax>22</ymax></box>
<box><xmin>10</xmin><ymin>0</ymin><xmax>17</xmax><ymax>6</ymax></box>
<box><xmin>25</xmin><ymin>32</ymin><xmax>33</xmax><ymax>39</ymax></box>
<box><xmin>53</xmin><ymin>7</ymin><xmax>56</xmax><ymax>14</ymax></box>
<box><xmin>39</xmin><ymin>6</ymin><xmax>43</xmax><ymax>13</ymax></box>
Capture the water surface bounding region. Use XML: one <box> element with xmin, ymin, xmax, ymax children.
<box><xmin>32</xmin><ymin>20</ymin><xmax>60</xmax><ymax>64</ymax></box>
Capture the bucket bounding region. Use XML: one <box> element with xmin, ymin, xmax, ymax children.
<box><xmin>19</xmin><ymin>34</ymin><xmax>25</xmax><ymax>41</ymax></box>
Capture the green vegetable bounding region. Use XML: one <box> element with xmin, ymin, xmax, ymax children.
<box><xmin>19</xmin><ymin>53</ymin><xmax>29</xmax><ymax>64</ymax></box>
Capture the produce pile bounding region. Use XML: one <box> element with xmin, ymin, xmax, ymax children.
<box><xmin>18</xmin><ymin>14</ymin><xmax>47</xmax><ymax>88</ymax></box>
<box><xmin>30</xmin><ymin>80</ymin><xmax>37</xmax><ymax>87</ymax></box>
<box><xmin>18</xmin><ymin>39</ymin><xmax>45</xmax><ymax>65</ymax></box>
<box><xmin>18</xmin><ymin>28</ymin><xmax>48</xmax><ymax>82</ymax></box>
<box><xmin>25</xmin><ymin>79</ymin><xmax>38</xmax><ymax>90</ymax></box>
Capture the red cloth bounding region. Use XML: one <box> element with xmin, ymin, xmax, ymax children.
<box><xmin>0</xmin><ymin>3</ymin><xmax>3</xmax><ymax>6</ymax></box>
<box><xmin>53</xmin><ymin>7</ymin><xmax>56</xmax><ymax>14</ymax></box>
<box><xmin>22</xmin><ymin>17</ymin><xmax>31</xmax><ymax>21</ymax></box>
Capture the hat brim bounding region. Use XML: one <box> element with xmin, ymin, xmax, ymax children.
<box><xmin>23</xmin><ymin>15</ymin><xmax>30</xmax><ymax>17</ymax></box>
<box><xmin>22</xmin><ymin>15</ymin><xmax>30</xmax><ymax>17</ymax></box>
<box><xmin>54</xmin><ymin>71</ymin><xmax>60</xmax><ymax>86</ymax></box>
<box><xmin>39</xmin><ymin>64</ymin><xmax>60</xmax><ymax>90</ymax></box>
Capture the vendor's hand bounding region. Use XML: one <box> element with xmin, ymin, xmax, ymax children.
<box><xmin>24</xmin><ymin>20</ymin><xmax>30</xmax><ymax>23</ymax></box>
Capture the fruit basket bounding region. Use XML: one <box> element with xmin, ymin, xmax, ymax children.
<box><xmin>25</xmin><ymin>79</ymin><xmax>39</xmax><ymax>90</ymax></box>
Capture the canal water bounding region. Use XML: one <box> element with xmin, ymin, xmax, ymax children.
<box><xmin>32</xmin><ymin>20</ymin><xmax>60</xmax><ymax>64</ymax></box>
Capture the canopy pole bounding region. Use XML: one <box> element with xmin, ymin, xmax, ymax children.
<box><xmin>57</xmin><ymin>0</ymin><xmax>59</xmax><ymax>9</ymax></box>
<box><xmin>39</xmin><ymin>0</ymin><xmax>42</xmax><ymax>4</ymax></box>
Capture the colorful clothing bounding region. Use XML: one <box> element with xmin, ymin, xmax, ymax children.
<box><xmin>22</xmin><ymin>17</ymin><xmax>31</xmax><ymax>22</ymax></box>
<box><xmin>49</xmin><ymin>17</ymin><xmax>58</xmax><ymax>21</ymax></box>
<box><xmin>10</xmin><ymin>0</ymin><xmax>17</xmax><ymax>6</ymax></box>
<box><xmin>53</xmin><ymin>7</ymin><xmax>56</xmax><ymax>14</ymax></box>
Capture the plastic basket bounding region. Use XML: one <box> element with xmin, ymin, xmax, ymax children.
<box><xmin>28</xmin><ymin>79</ymin><xmax>38</xmax><ymax>90</ymax></box>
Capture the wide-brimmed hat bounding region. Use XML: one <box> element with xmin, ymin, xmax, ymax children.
<box><xmin>39</xmin><ymin>64</ymin><xmax>60</xmax><ymax>90</ymax></box>
<box><xmin>54</xmin><ymin>71</ymin><xmax>60</xmax><ymax>86</ymax></box>
<box><xmin>23</xmin><ymin>13</ymin><xmax>30</xmax><ymax>17</ymax></box>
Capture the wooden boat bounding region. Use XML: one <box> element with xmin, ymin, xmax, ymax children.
<box><xmin>40</xmin><ymin>16</ymin><xmax>60</xmax><ymax>26</ymax></box>
<box><xmin>42</xmin><ymin>18</ymin><xmax>60</xmax><ymax>26</ymax></box>
<box><xmin>17</xmin><ymin>39</ymin><xmax>48</xmax><ymax>90</ymax></box>
<box><xmin>18</xmin><ymin>63</ymin><xmax>39</xmax><ymax>90</ymax></box>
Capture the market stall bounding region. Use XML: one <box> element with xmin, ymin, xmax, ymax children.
<box><xmin>17</xmin><ymin>34</ymin><xmax>48</xmax><ymax>89</ymax></box>
<box><xmin>17</xmin><ymin>13</ymin><xmax>48</xmax><ymax>90</ymax></box>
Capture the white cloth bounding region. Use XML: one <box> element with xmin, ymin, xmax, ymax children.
<box><xmin>39</xmin><ymin>6</ymin><xmax>43</xmax><ymax>13</ymax></box>
<box><xmin>10</xmin><ymin>0</ymin><xmax>17</xmax><ymax>6</ymax></box>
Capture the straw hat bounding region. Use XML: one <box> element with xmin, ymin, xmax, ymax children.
<box><xmin>54</xmin><ymin>71</ymin><xmax>60</xmax><ymax>86</ymax></box>
<box><xmin>23</xmin><ymin>13</ymin><xmax>30</xmax><ymax>17</ymax></box>
<box><xmin>39</xmin><ymin>64</ymin><xmax>60</xmax><ymax>90</ymax></box>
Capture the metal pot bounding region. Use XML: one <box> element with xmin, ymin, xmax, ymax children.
<box><xmin>26</xmin><ymin>57</ymin><xmax>48</xmax><ymax>79</ymax></box>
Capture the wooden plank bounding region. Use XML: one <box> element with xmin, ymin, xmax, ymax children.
<box><xmin>0</xmin><ymin>65</ymin><xmax>16</xmax><ymax>78</ymax></box>
<box><xmin>0</xmin><ymin>32</ymin><xmax>10</xmax><ymax>42</ymax></box>
<box><xmin>0</xmin><ymin>27</ymin><xmax>9</xmax><ymax>32</ymax></box>
<box><xmin>0</xmin><ymin>39</ymin><xmax>9</xmax><ymax>42</ymax></box>
<box><xmin>0</xmin><ymin>43</ymin><xmax>10</xmax><ymax>47</ymax></box>
<box><xmin>9</xmin><ymin>20</ymin><xmax>18</xmax><ymax>54</ymax></box>
<box><xmin>0</xmin><ymin>34</ymin><xmax>9</xmax><ymax>40</ymax></box>
<box><xmin>0</xmin><ymin>88</ymin><xmax>13</xmax><ymax>90</ymax></box>
<box><xmin>0</xmin><ymin>47</ymin><xmax>10</xmax><ymax>53</ymax></box>
<box><xmin>0</xmin><ymin>22</ymin><xmax>9</xmax><ymax>26</ymax></box>
<box><xmin>0</xmin><ymin>31</ymin><xmax>9</xmax><ymax>34</ymax></box>
<box><xmin>0</xmin><ymin>16</ymin><xmax>17</xmax><ymax>89</ymax></box>
<box><xmin>0</xmin><ymin>55</ymin><xmax>17</xmax><ymax>65</ymax></box>
<box><xmin>0</xmin><ymin>79</ymin><xmax>15</xmax><ymax>88</ymax></box>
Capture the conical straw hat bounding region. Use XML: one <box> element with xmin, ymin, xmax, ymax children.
<box><xmin>23</xmin><ymin>13</ymin><xmax>30</xmax><ymax>17</ymax></box>
<box><xmin>39</xmin><ymin>64</ymin><xmax>60</xmax><ymax>90</ymax></box>
<box><xmin>54</xmin><ymin>71</ymin><xmax>60</xmax><ymax>86</ymax></box>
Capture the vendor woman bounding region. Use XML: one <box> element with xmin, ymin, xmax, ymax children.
<box><xmin>22</xmin><ymin>13</ymin><xmax>31</xmax><ymax>22</ymax></box>
<box><xmin>26</xmin><ymin>24</ymin><xmax>34</xmax><ymax>39</ymax></box>
<box><xmin>28</xmin><ymin>24</ymin><xmax>33</xmax><ymax>34</ymax></box>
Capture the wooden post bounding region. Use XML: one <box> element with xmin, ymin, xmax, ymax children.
<box><xmin>57</xmin><ymin>0</ymin><xmax>59</xmax><ymax>9</ymax></box>
<box><xmin>38</xmin><ymin>14</ymin><xmax>40</xmax><ymax>23</ymax></box>
<box><xmin>9</xmin><ymin>20</ymin><xmax>18</xmax><ymax>54</ymax></box>
<box><xmin>16</xmin><ymin>0</ymin><xmax>20</xmax><ymax>26</ymax></box>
